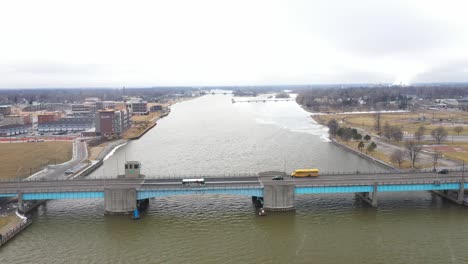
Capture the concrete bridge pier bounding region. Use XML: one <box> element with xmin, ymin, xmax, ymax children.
<box><xmin>104</xmin><ymin>188</ymin><xmax>137</xmax><ymax>214</ymax></box>
<box><xmin>262</xmin><ymin>182</ymin><xmax>295</xmax><ymax>211</ymax></box>
<box><xmin>432</xmin><ymin>179</ymin><xmax>465</xmax><ymax>205</ymax></box>
<box><xmin>251</xmin><ymin>196</ymin><xmax>264</xmax><ymax>208</ymax></box>
<box><xmin>17</xmin><ymin>192</ymin><xmax>25</xmax><ymax>214</ymax></box>
<box><xmin>137</xmin><ymin>198</ymin><xmax>150</xmax><ymax>211</ymax></box>
<box><xmin>355</xmin><ymin>183</ymin><xmax>378</xmax><ymax>207</ymax></box>
<box><xmin>457</xmin><ymin>178</ymin><xmax>465</xmax><ymax>204</ymax></box>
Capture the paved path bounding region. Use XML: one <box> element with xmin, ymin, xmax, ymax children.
<box><xmin>26</xmin><ymin>139</ymin><xmax>88</xmax><ymax>181</ymax></box>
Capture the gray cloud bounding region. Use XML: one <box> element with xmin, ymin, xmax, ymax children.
<box><xmin>415</xmin><ymin>60</ymin><xmax>468</xmax><ymax>83</ymax></box>
<box><xmin>295</xmin><ymin>1</ymin><xmax>455</xmax><ymax>56</ymax></box>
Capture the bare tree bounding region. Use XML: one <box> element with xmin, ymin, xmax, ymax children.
<box><xmin>383</xmin><ymin>121</ymin><xmax>391</xmax><ymax>141</ymax></box>
<box><xmin>358</xmin><ymin>141</ymin><xmax>365</xmax><ymax>151</ymax></box>
<box><xmin>391</xmin><ymin>126</ymin><xmax>403</xmax><ymax>142</ymax></box>
<box><xmin>390</xmin><ymin>149</ymin><xmax>405</xmax><ymax>167</ymax></box>
<box><xmin>431</xmin><ymin>126</ymin><xmax>448</xmax><ymax>144</ymax></box>
<box><xmin>374</xmin><ymin>112</ymin><xmax>381</xmax><ymax>132</ymax></box>
<box><xmin>414</xmin><ymin>126</ymin><xmax>425</xmax><ymax>142</ymax></box>
<box><xmin>405</xmin><ymin>140</ymin><xmax>423</xmax><ymax>168</ymax></box>
<box><xmin>454</xmin><ymin>126</ymin><xmax>463</xmax><ymax>136</ymax></box>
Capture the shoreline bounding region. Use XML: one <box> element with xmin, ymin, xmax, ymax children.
<box><xmin>308</xmin><ymin>113</ymin><xmax>401</xmax><ymax>171</ymax></box>
<box><xmin>308</xmin><ymin>110</ymin><xmax>462</xmax><ymax>171</ymax></box>
<box><xmin>329</xmin><ymin>137</ymin><xmax>399</xmax><ymax>171</ymax></box>
<box><xmin>87</xmin><ymin>96</ymin><xmax>196</xmax><ymax>168</ymax></box>
<box><xmin>0</xmin><ymin>96</ymin><xmax>196</xmax><ymax>247</ymax></box>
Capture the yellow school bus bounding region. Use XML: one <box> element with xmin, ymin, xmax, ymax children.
<box><xmin>291</xmin><ymin>169</ymin><xmax>319</xmax><ymax>177</ymax></box>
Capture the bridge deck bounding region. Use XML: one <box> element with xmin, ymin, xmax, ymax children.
<box><xmin>0</xmin><ymin>171</ymin><xmax>465</xmax><ymax>199</ymax></box>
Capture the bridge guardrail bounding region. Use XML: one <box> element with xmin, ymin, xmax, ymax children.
<box><xmin>298</xmin><ymin>178</ymin><xmax>463</xmax><ymax>187</ymax></box>
<box><xmin>1</xmin><ymin>168</ymin><xmax>466</xmax><ymax>183</ymax></box>
<box><xmin>0</xmin><ymin>183</ymin><xmax>264</xmax><ymax>194</ymax></box>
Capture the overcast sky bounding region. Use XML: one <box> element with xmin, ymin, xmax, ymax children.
<box><xmin>1</xmin><ymin>0</ymin><xmax>468</xmax><ymax>88</ymax></box>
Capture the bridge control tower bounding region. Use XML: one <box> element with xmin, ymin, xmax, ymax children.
<box><xmin>124</xmin><ymin>161</ymin><xmax>142</xmax><ymax>178</ymax></box>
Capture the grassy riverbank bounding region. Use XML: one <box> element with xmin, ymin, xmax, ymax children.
<box><xmin>0</xmin><ymin>142</ymin><xmax>73</xmax><ymax>180</ymax></box>
<box><xmin>122</xmin><ymin>111</ymin><xmax>164</xmax><ymax>139</ymax></box>
<box><xmin>0</xmin><ymin>214</ymin><xmax>21</xmax><ymax>235</ymax></box>
<box><xmin>313</xmin><ymin>110</ymin><xmax>467</xmax><ymax>169</ymax></box>
<box><xmin>314</xmin><ymin>111</ymin><xmax>468</xmax><ymax>136</ymax></box>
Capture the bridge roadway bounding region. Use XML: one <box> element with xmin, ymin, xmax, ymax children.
<box><xmin>262</xmin><ymin>171</ymin><xmax>465</xmax><ymax>186</ymax></box>
<box><xmin>0</xmin><ymin>171</ymin><xmax>465</xmax><ymax>194</ymax></box>
<box><xmin>0</xmin><ymin>177</ymin><xmax>261</xmax><ymax>194</ymax></box>
<box><xmin>1</xmin><ymin>171</ymin><xmax>466</xmax><ymax>212</ymax></box>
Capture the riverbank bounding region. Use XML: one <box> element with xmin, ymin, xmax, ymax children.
<box><xmin>311</xmin><ymin>112</ymin><xmax>463</xmax><ymax>170</ymax></box>
<box><xmin>0</xmin><ymin>208</ymin><xmax>32</xmax><ymax>248</ymax></box>
<box><xmin>329</xmin><ymin>137</ymin><xmax>399</xmax><ymax>171</ymax></box>
<box><xmin>86</xmin><ymin>97</ymin><xmax>196</xmax><ymax>171</ymax></box>
<box><xmin>0</xmin><ymin>213</ymin><xmax>20</xmax><ymax>235</ymax></box>
<box><xmin>0</xmin><ymin>214</ymin><xmax>31</xmax><ymax>248</ymax></box>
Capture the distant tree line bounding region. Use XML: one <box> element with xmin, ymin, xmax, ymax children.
<box><xmin>0</xmin><ymin>87</ymin><xmax>198</xmax><ymax>105</ymax></box>
<box><xmin>296</xmin><ymin>85</ymin><xmax>468</xmax><ymax>111</ymax></box>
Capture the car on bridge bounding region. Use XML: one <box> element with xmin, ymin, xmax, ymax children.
<box><xmin>437</xmin><ymin>169</ymin><xmax>449</xmax><ymax>174</ymax></box>
<box><xmin>272</xmin><ymin>176</ymin><xmax>284</xmax><ymax>180</ymax></box>
<box><xmin>182</xmin><ymin>178</ymin><xmax>205</xmax><ymax>186</ymax></box>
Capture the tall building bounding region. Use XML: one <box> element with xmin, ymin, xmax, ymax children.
<box><xmin>126</xmin><ymin>98</ymin><xmax>148</xmax><ymax>115</ymax></box>
<box><xmin>95</xmin><ymin>108</ymin><xmax>131</xmax><ymax>136</ymax></box>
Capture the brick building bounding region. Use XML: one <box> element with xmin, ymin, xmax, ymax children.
<box><xmin>95</xmin><ymin>108</ymin><xmax>131</xmax><ymax>136</ymax></box>
<box><xmin>38</xmin><ymin>112</ymin><xmax>62</xmax><ymax>124</ymax></box>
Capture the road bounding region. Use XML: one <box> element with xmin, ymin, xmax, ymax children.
<box><xmin>260</xmin><ymin>171</ymin><xmax>466</xmax><ymax>186</ymax></box>
<box><xmin>0</xmin><ymin>177</ymin><xmax>262</xmax><ymax>193</ymax></box>
<box><xmin>1</xmin><ymin>171</ymin><xmax>466</xmax><ymax>194</ymax></box>
<box><xmin>26</xmin><ymin>139</ymin><xmax>88</xmax><ymax>181</ymax></box>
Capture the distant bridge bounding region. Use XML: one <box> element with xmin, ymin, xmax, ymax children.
<box><xmin>0</xmin><ymin>171</ymin><xmax>466</xmax><ymax>214</ymax></box>
<box><xmin>232</xmin><ymin>98</ymin><xmax>294</xmax><ymax>103</ymax></box>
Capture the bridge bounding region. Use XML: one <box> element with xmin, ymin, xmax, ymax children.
<box><xmin>0</xmin><ymin>171</ymin><xmax>466</xmax><ymax>214</ymax></box>
<box><xmin>231</xmin><ymin>98</ymin><xmax>294</xmax><ymax>103</ymax></box>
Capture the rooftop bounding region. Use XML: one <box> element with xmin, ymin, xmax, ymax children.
<box><xmin>0</xmin><ymin>124</ymin><xmax>28</xmax><ymax>129</ymax></box>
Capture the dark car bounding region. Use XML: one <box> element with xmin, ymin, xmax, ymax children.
<box><xmin>272</xmin><ymin>176</ymin><xmax>284</xmax><ymax>180</ymax></box>
<box><xmin>437</xmin><ymin>169</ymin><xmax>449</xmax><ymax>174</ymax></box>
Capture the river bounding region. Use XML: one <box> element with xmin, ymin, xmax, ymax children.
<box><xmin>1</xmin><ymin>93</ymin><xmax>468</xmax><ymax>263</ymax></box>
